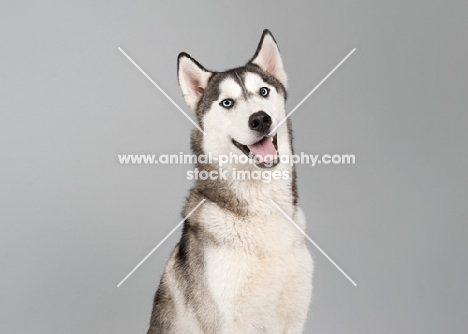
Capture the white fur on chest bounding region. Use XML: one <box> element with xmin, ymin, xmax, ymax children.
<box><xmin>198</xmin><ymin>187</ymin><xmax>313</xmax><ymax>333</ymax></box>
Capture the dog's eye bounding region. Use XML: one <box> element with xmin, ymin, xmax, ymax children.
<box><xmin>220</xmin><ymin>99</ymin><xmax>234</xmax><ymax>108</ymax></box>
<box><xmin>259</xmin><ymin>87</ymin><xmax>270</xmax><ymax>97</ymax></box>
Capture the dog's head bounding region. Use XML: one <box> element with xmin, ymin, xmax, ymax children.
<box><xmin>178</xmin><ymin>30</ymin><xmax>291</xmax><ymax>170</ymax></box>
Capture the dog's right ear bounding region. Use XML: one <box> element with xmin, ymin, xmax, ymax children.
<box><xmin>177</xmin><ymin>53</ymin><xmax>212</xmax><ymax>113</ymax></box>
<box><xmin>249</xmin><ymin>30</ymin><xmax>287</xmax><ymax>88</ymax></box>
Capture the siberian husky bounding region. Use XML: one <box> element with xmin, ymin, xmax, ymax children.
<box><xmin>147</xmin><ymin>30</ymin><xmax>313</xmax><ymax>334</ymax></box>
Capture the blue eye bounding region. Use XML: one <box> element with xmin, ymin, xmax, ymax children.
<box><xmin>259</xmin><ymin>87</ymin><xmax>270</xmax><ymax>97</ymax></box>
<box><xmin>220</xmin><ymin>99</ymin><xmax>234</xmax><ymax>108</ymax></box>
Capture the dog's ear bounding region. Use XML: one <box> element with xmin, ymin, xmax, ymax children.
<box><xmin>249</xmin><ymin>30</ymin><xmax>287</xmax><ymax>88</ymax></box>
<box><xmin>178</xmin><ymin>53</ymin><xmax>212</xmax><ymax>112</ymax></box>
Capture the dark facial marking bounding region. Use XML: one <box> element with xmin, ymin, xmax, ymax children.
<box><xmin>194</xmin><ymin>65</ymin><xmax>287</xmax><ymax>129</ymax></box>
<box><xmin>234</xmin><ymin>71</ymin><xmax>249</xmax><ymax>100</ymax></box>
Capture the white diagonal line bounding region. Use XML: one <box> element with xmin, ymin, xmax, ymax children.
<box><xmin>269</xmin><ymin>199</ymin><xmax>357</xmax><ymax>287</ymax></box>
<box><xmin>118</xmin><ymin>47</ymin><xmax>207</xmax><ymax>135</ymax></box>
<box><xmin>269</xmin><ymin>48</ymin><xmax>356</xmax><ymax>136</ymax></box>
<box><xmin>117</xmin><ymin>199</ymin><xmax>206</xmax><ymax>287</ymax></box>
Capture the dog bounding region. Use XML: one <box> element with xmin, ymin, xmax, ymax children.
<box><xmin>147</xmin><ymin>30</ymin><xmax>313</xmax><ymax>334</ymax></box>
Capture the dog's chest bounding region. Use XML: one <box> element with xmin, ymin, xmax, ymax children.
<box><xmin>203</xmin><ymin>210</ymin><xmax>305</xmax><ymax>314</ymax></box>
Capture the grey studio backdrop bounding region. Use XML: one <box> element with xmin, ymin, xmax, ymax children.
<box><xmin>1</xmin><ymin>1</ymin><xmax>467</xmax><ymax>333</ymax></box>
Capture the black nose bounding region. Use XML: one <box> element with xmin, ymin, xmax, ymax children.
<box><xmin>249</xmin><ymin>111</ymin><xmax>272</xmax><ymax>133</ymax></box>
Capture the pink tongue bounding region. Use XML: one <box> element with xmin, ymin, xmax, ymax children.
<box><xmin>247</xmin><ymin>137</ymin><xmax>277</xmax><ymax>162</ymax></box>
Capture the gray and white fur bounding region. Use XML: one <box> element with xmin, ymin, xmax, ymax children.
<box><xmin>147</xmin><ymin>30</ymin><xmax>313</xmax><ymax>334</ymax></box>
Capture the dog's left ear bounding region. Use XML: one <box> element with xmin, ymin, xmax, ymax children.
<box><xmin>178</xmin><ymin>53</ymin><xmax>212</xmax><ymax>113</ymax></box>
<box><xmin>249</xmin><ymin>29</ymin><xmax>287</xmax><ymax>88</ymax></box>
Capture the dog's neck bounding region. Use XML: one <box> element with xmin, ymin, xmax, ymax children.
<box><xmin>190</xmin><ymin>162</ymin><xmax>296</xmax><ymax>218</ymax></box>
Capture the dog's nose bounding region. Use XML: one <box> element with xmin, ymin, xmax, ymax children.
<box><xmin>249</xmin><ymin>111</ymin><xmax>272</xmax><ymax>133</ymax></box>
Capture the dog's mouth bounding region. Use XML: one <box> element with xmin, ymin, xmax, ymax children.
<box><xmin>232</xmin><ymin>134</ymin><xmax>279</xmax><ymax>168</ymax></box>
